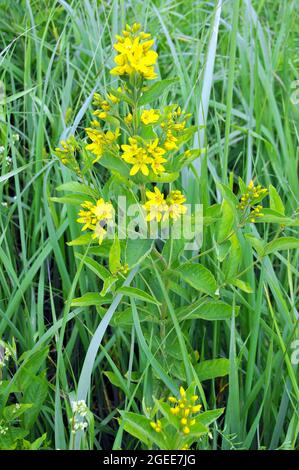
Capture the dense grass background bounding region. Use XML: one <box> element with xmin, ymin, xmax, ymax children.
<box><xmin>0</xmin><ymin>0</ymin><xmax>298</xmax><ymax>450</ymax></box>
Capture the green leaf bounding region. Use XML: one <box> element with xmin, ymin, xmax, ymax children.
<box><xmin>50</xmin><ymin>194</ymin><xmax>93</xmax><ymax>205</ymax></box>
<box><xmin>99</xmin><ymin>153</ymin><xmax>130</xmax><ymax>177</ymax></box>
<box><xmin>125</xmin><ymin>238</ymin><xmax>153</xmax><ymax>268</ymax></box>
<box><xmin>162</xmin><ymin>238</ymin><xmax>185</xmax><ymax>267</ymax></box>
<box><xmin>67</xmin><ymin>233</ymin><xmax>93</xmax><ymax>246</ymax></box>
<box><xmin>231</xmin><ymin>279</ymin><xmax>253</xmax><ymax>293</ymax></box>
<box><xmin>150</xmin><ymin>171</ymin><xmax>180</xmax><ymax>183</ymax></box>
<box><xmin>197</xmin><ymin>409</ymin><xmax>224</xmax><ymax>426</ymax></box>
<box><xmin>3</xmin><ymin>404</ymin><xmax>33</xmax><ymax>422</ymax></box>
<box><xmin>100</xmin><ymin>276</ymin><xmax>118</xmax><ymax>296</ymax></box>
<box><xmin>103</xmin><ymin>371</ymin><xmax>127</xmax><ymax>394</ymax></box>
<box><xmin>175</xmin><ymin>149</ymin><xmax>206</xmax><ymax>171</ymax></box>
<box><xmin>263</xmin><ymin>237</ymin><xmax>299</xmax><ymax>256</ymax></box>
<box><xmin>238</xmin><ymin>177</ymin><xmax>247</xmax><ymax>195</ymax></box>
<box><xmin>120</xmin><ymin>411</ymin><xmax>166</xmax><ymax>449</ymax></box>
<box><xmin>56</xmin><ymin>181</ymin><xmax>98</xmax><ymax>198</ymax></box>
<box><xmin>216</xmin><ymin>199</ymin><xmax>235</xmax><ymax>244</ymax></box>
<box><xmin>188</xmin><ymin>421</ymin><xmax>209</xmax><ymax>437</ymax></box>
<box><xmin>0</xmin><ymin>165</ymin><xmax>30</xmax><ymax>184</ymax></box>
<box><xmin>244</xmin><ymin>234</ymin><xmax>265</xmax><ymax>257</ymax></box>
<box><xmin>0</xmin><ymin>427</ymin><xmax>28</xmax><ymax>450</ymax></box>
<box><xmin>215</xmin><ymin>240</ymin><xmax>231</xmax><ymax>262</ymax></box>
<box><xmin>257</xmin><ymin>209</ymin><xmax>299</xmax><ymax>226</ymax></box>
<box><xmin>22</xmin><ymin>375</ymin><xmax>48</xmax><ymax>430</ymax></box>
<box><xmin>112</xmin><ymin>306</ymin><xmax>156</xmax><ymax>327</ymax></box>
<box><xmin>176</xmin><ymin>300</ymin><xmax>238</xmax><ymax>321</ymax></box>
<box><xmin>75</xmin><ymin>253</ymin><xmax>110</xmax><ymax>281</ymax></box>
<box><xmin>109</xmin><ymin>236</ymin><xmax>121</xmax><ymax>274</ymax></box>
<box><xmin>269</xmin><ymin>185</ymin><xmax>285</xmax><ymax>215</ymax></box>
<box><xmin>14</xmin><ymin>347</ymin><xmax>49</xmax><ymax>391</ymax></box>
<box><xmin>70</xmin><ymin>292</ymin><xmax>112</xmax><ymax>307</ymax></box>
<box><xmin>218</xmin><ymin>184</ymin><xmax>239</xmax><ymax>207</ymax></box>
<box><xmin>153</xmin><ymin>399</ymin><xmax>179</xmax><ymax>429</ymax></box>
<box><xmin>223</xmin><ymin>233</ymin><xmax>242</xmax><ymax>280</ymax></box>
<box><xmin>117</xmin><ymin>286</ymin><xmax>161</xmax><ymax>305</ymax></box>
<box><xmin>176</xmin><ymin>263</ymin><xmax>217</xmax><ymax>296</ymax></box>
<box><xmin>0</xmin><ymin>87</ymin><xmax>36</xmax><ymax>105</ymax></box>
<box><xmin>195</xmin><ymin>358</ymin><xmax>230</xmax><ymax>381</ymax></box>
<box><xmin>138</xmin><ymin>78</ymin><xmax>179</xmax><ymax>106</ymax></box>
<box><xmin>28</xmin><ymin>433</ymin><xmax>47</xmax><ymax>450</ymax></box>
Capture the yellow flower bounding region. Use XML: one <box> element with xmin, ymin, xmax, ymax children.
<box><xmin>143</xmin><ymin>187</ymin><xmax>167</xmax><ymax>222</ymax></box>
<box><xmin>150</xmin><ymin>419</ymin><xmax>162</xmax><ymax>433</ymax></box>
<box><xmin>143</xmin><ymin>187</ymin><xmax>187</xmax><ymax>222</ymax></box>
<box><xmin>121</xmin><ymin>137</ymin><xmax>152</xmax><ymax>176</ymax></box>
<box><xmin>147</xmin><ymin>139</ymin><xmax>166</xmax><ymax>175</ymax></box>
<box><xmin>118</xmin><ymin>263</ymin><xmax>129</xmax><ymax>274</ymax></box>
<box><xmin>91</xmin><ymin>224</ymin><xmax>107</xmax><ymax>245</ymax></box>
<box><xmin>110</xmin><ymin>26</ymin><xmax>158</xmax><ymax>80</ymax></box>
<box><xmin>93</xmin><ymin>110</ymin><xmax>108</xmax><ymax>120</ymax></box>
<box><xmin>107</xmin><ymin>87</ymin><xmax>122</xmax><ymax>104</ymax></box>
<box><xmin>92</xmin><ymin>94</ymin><xmax>110</xmax><ymax>120</ymax></box>
<box><xmin>237</xmin><ymin>180</ymin><xmax>267</xmax><ymax>221</ymax></box>
<box><xmin>124</xmin><ymin>113</ymin><xmax>133</xmax><ymax>125</ymax></box>
<box><xmin>77</xmin><ymin>201</ymin><xmax>97</xmax><ymax>231</ymax></box>
<box><xmin>163</xmin><ymin>190</ymin><xmax>187</xmax><ymax>221</ymax></box>
<box><xmin>91</xmin><ymin>198</ymin><xmax>114</xmax><ymax>221</ymax></box>
<box><xmin>147</xmin><ymin>138</ymin><xmax>165</xmax><ymax>159</ymax></box>
<box><xmin>55</xmin><ymin>136</ymin><xmax>81</xmax><ymax>174</ymax></box>
<box><xmin>164</xmin><ymin>130</ymin><xmax>178</xmax><ymax>151</ymax></box>
<box><xmin>141</xmin><ymin>109</ymin><xmax>160</xmax><ymax>125</ymax></box>
<box><xmin>173</xmin><ymin>121</ymin><xmax>186</xmax><ymax>131</ymax></box>
<box><xmin>122</xmin><ymin>137</ymin><xmax>167</xmax><ymax>177</ymax></box>
<box><xmin>85</xmin><ymin>127</ymin><xmax>119</xmax><ymax>163</ymax></box>
<box><xmin>191</xmin><ymin>404</ymin><xmax>202</xmax><ymax>413</ymax></box>
<box><xmin>181</xmin><ymin>444</ymin><xmax>189</xmax><ymax>450</ymax></box>
<box><xmin>168</xmin><ymin>385</ymin><xmax>202</xmax><ymax>435</ymax></box>
<box><xmin>168</xmin><ymin>396</ymin><xmax>177</xmax><ymax>404</ymax></box>
<box><xmin>77</xmin><ymin>199</ymin><xmax>114</xmax><ymax>244</ymax></box>
<box><xmin>145</xmin><ymin>186</ymin><xmax>166</xmax><ymax>207</ymax></box>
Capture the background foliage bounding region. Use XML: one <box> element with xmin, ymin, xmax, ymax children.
<box><xmin>0</xmin><ymin>0</ymin><xmax>298</xmax><ymax>450</ymax></box>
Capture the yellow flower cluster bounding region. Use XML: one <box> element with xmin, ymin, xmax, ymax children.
<box><xmin>168</xmin><ymin>386</ymin><xmax>202</xmax><ymax>435</ymax></box>
<box><xmin>110</xmin><ymin>23</ymin><xmax>158</xmax><ymax>80</ymax></box>
<box><xmin>92</xmin><ymin>93</ymin><xmax>111</xmax><ymax>120</ymax></box>
<box><xmin>77</xmin><ymin>198</ymin><xmax>114</xmax><ymax>244</ymax></box>
<box><xmin>85</xmin><ymin>127</ymin><xmax>120</xmax><ymax>163</ymax></box>
<box><xmin>161</xmin><ymin>106</ymin><xmax>190</xmax><ymax>151</ymax></box>
<box><xmin>143</xmin><ymin>187</ymin><xmax>187</xmax><ymax>222</ymax></box>
<box><xmin>55</xmin><ymin>136</ymin><xmax>81</xmax><ymax>174</ymax></box>
<box><xmin>121</xmin><ymin>137</ymin><xmax>166</xmax><ymax>176</ymax></box>
<box><xmin>250</xmin><ymin>205</ymin><xmax>263</xmax><ymax>223</ymax></box>
<box><xmin>150</xmin><ymin>419</ymin><xmax>162</xmax><ymax>433</ymax></box>
<box><xmin>141</xmin><ymin>109</ymin><xmax>160</xmax><ymax>125</ymax></box>
<box><xmin>107</xmin><ymin>88</ymin><xmax>122</xmax><ymax>104</ymax></box>
<box><xmin>238</xmin><ymin>180</ymin><xmax>267</xmax><ymax>223</ymax></box>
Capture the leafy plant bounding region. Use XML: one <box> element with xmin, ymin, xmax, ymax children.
<box><xmin>0</xmin><ymin>341</ymin><xmax>48</xmax><ymax>449</ymax></box>
<box><xmin>51</xmin><ymin>22</ymin><xmax>299</xmax><ymax>450</ymax></box>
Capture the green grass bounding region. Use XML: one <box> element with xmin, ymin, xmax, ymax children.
<box><xmin>0</xmin><ymin>0</ymin><xmax>298</xmax><ymax>450</ymax></box>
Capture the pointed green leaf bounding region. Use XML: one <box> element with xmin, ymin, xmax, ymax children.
<box><xmin>176</xmin><ymin>263</ymin><xmax>217</xmax><ymax>296</ymax></box>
